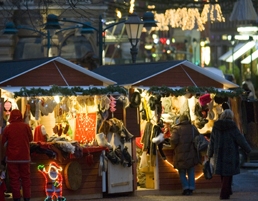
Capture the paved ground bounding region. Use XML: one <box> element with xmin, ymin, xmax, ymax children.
<box><xmin>86</xmin><ymin>167</ymin><xmax>258</xmax><ymax>201</ymax></box>
<box><xmin>5</xmin><ymin>167</ymin><xmax>258</xmax><ymax>201</ymax></box>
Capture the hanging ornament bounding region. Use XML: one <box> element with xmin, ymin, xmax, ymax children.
<box><xmin>109</xmin><ymin>96</ymin><xmax>116</xmax><ymax>113</ymax></box>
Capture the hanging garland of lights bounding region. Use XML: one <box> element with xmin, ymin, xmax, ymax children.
<box><xmin>147</xmin><ymin>86</ymin><xmax>244</xmax><ymax>98</ymax></box>
<box><xmin>151</xmin><ymin>0</ymin><xmax>225</xmax><ymax>31</ymax></box>
<box><xmin>13</xmin><ymin>85</ymin><xmax>128</xmax><ymax>97</ymax></box>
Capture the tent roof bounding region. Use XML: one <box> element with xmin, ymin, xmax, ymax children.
<box><xmin>0</xmin><ymin>57</ymin><xmax>116</xmax><ymax>85</ymax></box>
<box><xmin>93</xmin><ymin>60</ymin><xmax>238</xmax><ymax>89</ymax></box>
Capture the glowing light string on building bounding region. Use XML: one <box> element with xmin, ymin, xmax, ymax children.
<box><xmin>165</xmin><ymin>160</ymin><xmax>204</xmax><ymax>180</ymax></box>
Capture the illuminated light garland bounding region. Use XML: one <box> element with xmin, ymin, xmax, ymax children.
<box><xmin>201</xmin><ymin>0</ymin><xmax>225</xmax><ymax>24</ymax></box>
<box><xmin>150</xmin><ymin>1</ymin><xmax>224</xmax><ymax>31</ymax></box>
<box><xmin>38</xmin><ymin>162</ymin><xmax>66</xmax><ymax>201</ymax></box>
<box><xmin>129</xmin><ymin>0</ymin><xmax>135</xmax><ymax>14</ymax></box>
<box><xmin>165</xmin><ymin>160</ymin><xmax>203</xmax><ymax>180</ymax></box>
<box><xmin>152</xmin><ymin>12</ymin><xmax>170</xmax><ymax>31</ymax></box>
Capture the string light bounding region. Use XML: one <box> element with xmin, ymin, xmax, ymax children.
<box><xmin>150</xmin><ymin>1</ymin><xmax>224</xmax><ymax>31</ymax></box>
<box><xmin>38</xmin><ymin>162</ymin><xmax>66</xmax><ymax>201</ymax></box>
<box><xmin>165</xmin><ymin>160</ymin><xmax>204</xmax><ymax>180</ymax></box>
<box><xmin>201</xmin><ymin>0</ymin><xmax>225</xmax><ymax>24</ymax></box>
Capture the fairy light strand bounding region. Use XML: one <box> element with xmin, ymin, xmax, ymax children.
<box><xmin>165</xmin><ymin>160</ymin><xmax>204</xmax><ymax>180</ymax></box>
<box><xmin>151</xmin><ymin>1</ymin><xmax>224</xmax><ymax>31</ymax></box>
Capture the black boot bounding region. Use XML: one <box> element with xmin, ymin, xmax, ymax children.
<box><xmin>114</xmin><ymin>145</ymin><xmax>124</xmax><ymax>165</ymax></box>
<box><xmin>13</xmin><ymin>199</ymin><xmax>21</xmax><ymax>201</ymax></box>
<box><xmin>122</xmin><ymin>146</ymin><xmax>134</xmax><ymax>167</ymax></box>
<box><xmin>24</xmin><ymin>198</ymin><xmax>30</xmax><ymax>201</ymax></box>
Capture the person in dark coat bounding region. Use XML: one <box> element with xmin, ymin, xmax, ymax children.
<box><xmin>2</xmin><ymin>109</ymin><xmax>33</xmax><ymax>201</ymax></box>
<box><xmin>170</xmin><ymin>114</ymin><xmax>199</xmax><ymax>196</ymax></box>
<box><xmin>207</xmin><ymin>109</ymin><xmax>251</xmax><ymax>200</ymax></box>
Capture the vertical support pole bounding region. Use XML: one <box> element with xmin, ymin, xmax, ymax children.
<box><xmin>99</xmin><ymin>15</ymin><xmax>103</xmax><ymax>66</ymax></box>
<box><xmin>0</xmin><ymin>90</ymin><xmax>2</xmax><ymax>161</ymax></box>
<box><xmin>130</xmin><ymin>39</ymin><xmax>139</xmax><ymax>64</ymax></box>
<box><xmin>47</xmin><ymin>30</ymin><xmax>51</xmax><ymax>57</ymax></box>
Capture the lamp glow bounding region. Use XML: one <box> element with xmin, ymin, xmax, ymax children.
<box><xmin>237</xmin><ymin>26</ymin><xmax>258</xmax><ymax>33</ymax></box>
<box><xmin>241</xmin><ymin>50</ymin><xmax>258</xmax><ymax>64</ymax></box>
<box><xmin>164</xmin><ymin>160</ymin><xmax>203</xmax><ymax>180</ymax></box>
<box><xmin>226</xmin><ymin>41</ymin><xmax>256</xmax><ymax>62</ymax></box>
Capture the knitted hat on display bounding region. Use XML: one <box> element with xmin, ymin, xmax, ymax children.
<box><xmin>199</xmin><ymin>94</ymin><xmax>212</xmax><ymax>106</ymax></box>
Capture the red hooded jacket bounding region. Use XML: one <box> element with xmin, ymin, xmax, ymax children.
<box><xmin>2</xmin><ymin>109</ymin><xmax>33</xmax><ymax>163</ymax></box>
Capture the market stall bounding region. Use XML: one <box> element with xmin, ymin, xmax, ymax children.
<box><xmin>93</xmin><ymin>60</ymin><xmax>244</xmax><ymax>192</ymax></box>
<box><xmin>0</xmin><ymin>57</ymin><xmax>135</xmax><ymax>200</ymax></box>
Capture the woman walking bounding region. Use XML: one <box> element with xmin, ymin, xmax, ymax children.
<box><xmin>207</xmin><ymin>109</ymin><xmax>251</xmax><ymax>200</ymax></box>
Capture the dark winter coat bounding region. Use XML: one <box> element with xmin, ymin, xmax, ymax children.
<box><xmin>207</xmin><ymin>119</ymin><xmax>251</xmax><ymax>176</ymax></box>
<box><xmin>2</xmin><ymin>109</ymin><xmax>33</xmax><ymax>163</ymax></box>
<box><xmin>170</xmin><ymin>120</ymin><xmax>199</xmax><ymax>169</ymax></box>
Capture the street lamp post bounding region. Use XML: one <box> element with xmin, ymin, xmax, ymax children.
<box><xmin>192</xmin><ymin>38</ymin><xmax>197</xmax><ymax>64</ymax></box>
<box><xmin>2</xmin><ymin>14</ymin><xmax>62</xmax><ymax>57</ymax></box>
<box><xmin>125</xmin><ymin>13</ymin><xmax>144</xmax><ymax>63</ymax></box>
<box><xmin>230</xmin><ymin>35</ymin><xmax>235</xmax><ymax>76</ymax></box>
<box><xmin>2</xmin><ymin>12</ymin><xmax>157</xmax><ymax>64</ymax></box>
<box><xmin>45</xmin><ymin>12</ymin><xmax>156</xmax><ymax>65</ymax></box>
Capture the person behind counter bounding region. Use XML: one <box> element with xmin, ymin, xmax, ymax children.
<box><xmin>1</xmin><ymin>109</ymin><xmax>33</xmax><ymax>201</ymax></box>
<box><xmin>170</xmin><ymin>114</ymin><xmax>199</xmax><ymax>196</ymax></box>
<box><xmin>207</xmin><ymin>109</ymin><xmax>251</xmax><ymax>200</ymax></box>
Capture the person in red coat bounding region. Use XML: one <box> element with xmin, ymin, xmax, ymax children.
<box><xmin>2</xmin><ymin>109</ymin><xmax>33</xmax><ymax>201</ymax></box>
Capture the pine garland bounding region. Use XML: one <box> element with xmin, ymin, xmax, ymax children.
<box><xmin>13</xmin><ymin>85</ymin><xmax>128</xmax><ymax>97</ymax></box>
<box><xmin>147</xmin><ymin>86</ymin><xmax>244</xmax><ymax>98</ymax></box>
<box><xmin>12</xmin><ymin>85</ymin><xmax>244</xmax><ymax>98</ymax></box>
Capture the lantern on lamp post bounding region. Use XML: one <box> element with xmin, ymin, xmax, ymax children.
<box><xmin>125</xmin><ymin>13</ymin><xmax>144</xmax><ymax>63</ymax></box>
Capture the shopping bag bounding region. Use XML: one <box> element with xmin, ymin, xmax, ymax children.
<box><xmin>203</xmin><ymin>160</ymin><xmax>213</xmax><ymax>180</ymax></box>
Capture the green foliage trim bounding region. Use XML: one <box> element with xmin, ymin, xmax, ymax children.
<box><xmin>147</xmin><ymin>86</ymin><xmax>244</xmax><ymax>98</ymax></box>
<box><xmin>13</xmin><ymin>85</ymin><xmax>128</xmax><ymax>97</ymax></box>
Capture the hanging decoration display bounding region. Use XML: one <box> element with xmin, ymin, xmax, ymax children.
<box><xmin>38</xmin><ymin>162</ymin><xmax>66</xmax><ymax>201</ymax></box>
<box><xmin>74</xmin><ymin>113</ymin><xmax>97</xmax><ymax>144</ymax></box>
<box><xmin>109</xmin><ymin>95</ymin><xmax>117</xmax><ymax>114</ymax></box>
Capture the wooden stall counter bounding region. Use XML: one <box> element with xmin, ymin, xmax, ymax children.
<box><xmin>29</xmin><ymin>145</ymin><xmax>106</xmax><ymax>201</ymax></box>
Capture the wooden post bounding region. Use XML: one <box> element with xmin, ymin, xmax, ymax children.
<box><xmin>0</xmin><ymin>89</ymin><xmax>3</xmax><ymax>161</ymax></box>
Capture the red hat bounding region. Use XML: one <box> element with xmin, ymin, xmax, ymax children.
<box><xmin>199</xmin><ymin>94</ymin><xmax>212</xmax><ymax>106</ymax></box>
